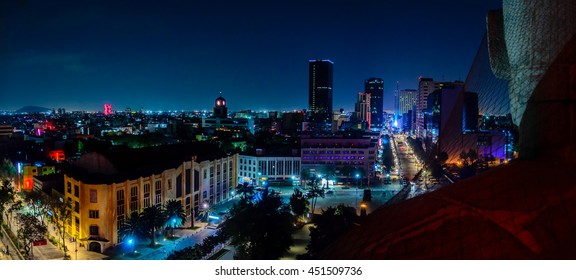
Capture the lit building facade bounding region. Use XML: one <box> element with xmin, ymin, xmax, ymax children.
<box><xmin>104</xmin><ymin>104</ymin><xmax>113</xmax><ymax>116</ymax></box>
<box><xmin>309</xmin><ymin>59</ymin><xmax>334</xmax><ymax>123</ymax></box>
<box><xmin>416</xmin><ymin>77</ymin><xmax>437</xmax><ymax>138</ymax></box>
<box><xmin>62</xmin><ymin>143</ymin><xmax>238</xmax><ymax>254</ymax></box>
<box><xmin>365</xmin><ymin>78</ymin><xmax>384</xmax><ymax>130</ymax></box>
<box><xmin>238</xmin><ymin>155</ymin><xmax>301</xmax><ymax>186</ymax></box>
<box><xmin>300</xmin><ymin>136</ymin><xmax>378</xmax><ymax>185</ymax></box>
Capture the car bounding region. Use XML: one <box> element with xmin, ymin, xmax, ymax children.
<box><xmin>325</xmin><ymin>190</ymin><xmax>334</xmax><ymax>194</ymax></box>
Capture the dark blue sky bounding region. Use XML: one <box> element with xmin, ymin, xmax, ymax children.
<box><xmin>0</xmin><ymin>0</ymin><xmax>502</xmax><ymax>112</ymax></box>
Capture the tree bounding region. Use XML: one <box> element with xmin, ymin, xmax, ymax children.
<box><xmin>220</xmin><ymin>194</ymin><xmax>295</xmax><ymax>259</ymax></box>
<box><xmin>118</xmin><ymin>212</ymin><xmax>148</xmax><ymax>250</ymax></box>
<box><xmin>16</xmin><ymin>213</ymin><xmax>48</xmax><ymax>259</ymax></box>
<box><xmin>0</xmin><ymin>179</ymin><xmax>15</xmax><ymax>223</ymax></box>
<box><xmin>320</xmin><ymin>165</ymin><xmax>336</xmax><ymax>183</ymax></box>
<box><xmin>300</xmin><ymin>169</ymin><xmax>311</xmax><ymax>189</ymax></box>
<box><xmin>0</xmin><ymin>159</ymin><xmax>16</xmax><ymax>181</ymax></box>
<box><xmin>437</xmin><ymin>151</ymin><xmax>448</xmax><ymax>166</ymax></box>
<box><xmin>48</xmin><ymin>197</ymin><xmax>73</xmax><ymax>259</ymax></box>
<box><xmin>304</xmin><ymin>177</ymin><xmax>325</xmax><ymax>216</ymax></box>
<box><xmin>141</xmin><ymin>205</ymin><xmax>166</xmax><ymax>246</ymax></box>
<box><xmin>301</xmin><ymin>204</ymin><xmax>358</xmax><ymax>259</ymax></box>
<box><xmin>289</xmin><ymin>188</ymin><xmax>309</xmax><ymax>221</ymax></box>
<box><xmin>164</xmin><ymin>199</ymin><xmax>186</xmax><ymax>237</ymax></box>
<box><xmin>23</xmin><ymin>190</ymin><xmax>50</xmax><ymax>224</ymax></box>
<box><xmin>338</xmin><ymin>165</ymin><xmax>354</xmax><ymax>186</ymax></box>
<box><xmin>235</xmin><ymin>182</ymin><xmax>254</xmax><ymax>200</ymax></box>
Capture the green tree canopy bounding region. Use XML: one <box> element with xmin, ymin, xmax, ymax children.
<box><xmin>141</xmin><ymin>205</ymin><xmax>166</xmax><ymax>246</ymax></box>
<box><xmin>301</xmin><ymin>204</ymin><xmax>358</xmax><ymax>259</ymax></box>
<box><xmin>220</xmin><ymin>194</ymin><xmax>295</xmax><ymax>259</ymax></box>
<box><xmin>289</xmin><ymin>188</ymin><xmax>309</xmax><ymax>220</ymax></box>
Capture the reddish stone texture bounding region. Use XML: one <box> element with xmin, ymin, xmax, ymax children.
<box><xmin>322</xmin><ymin>160</ymin><xmax>576</xmax><ymax>259</ymax></box>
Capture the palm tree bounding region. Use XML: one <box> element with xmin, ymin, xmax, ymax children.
<box><xmin>305</xmin><ymin>177</ymin><xmax>325</xmax><ymax>216</ymax></box>
<box><xmin>141</xmin><ymin>205</ymin><xmax>166</xmax><ymax>246</ymax></box>
<box><xmin>236</xmin><ymin>182</ymin><xmax>254</xmax><ymax>200</ymax></box>
<box><xmin>118</xmin><ymin>212</ymin><xmax>147</xmax><ymax>253</ymax></box>
<box><xmin>164</xmin><ymin>200</ymin><xmax>186</xmax><ymax>237</ymax></box>
<box><xmin>300</xmin><ymin>169</ymin><xmax>311</xmax><ymax>189</ymax></box>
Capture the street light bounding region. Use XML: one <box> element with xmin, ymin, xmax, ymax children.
<box><xmin>355</xmin><ymin>174</ymin><xmax>359</xmax><ymax>212</ymax></box>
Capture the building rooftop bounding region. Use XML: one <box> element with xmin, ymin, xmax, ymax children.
<box><xmin>67</xmin><ymin>142</ymin><xmax>230</xmax><ymax>184</ymax></box>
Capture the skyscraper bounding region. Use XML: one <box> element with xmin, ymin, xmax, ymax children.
<box><xmin>399</xmin><ymin>89</ymin><xmax>418</xmax><ymax>133</ymax></box>
<box><xmin>365</xmin><ymin>78</ymin><xmax>384</xmax><ymax>130</ymax></box>
<box><xmin>308</xmin><ymin>60</ymin><xmax>334</xmax><ymax>123</ymax></box>
<box><xmin>354</xmin><ymin>91</ymin><xmax>371</xmax><ymax>129</ymax></box>
<box><xmin>104</xmin><ymin>103</ymin><xmax>112</xmax><ymax>115</ymax></box>
<box><xmin>417</xmin><ymin>77</ymin><xmax>436</xmax><ymax>138</ymax></box>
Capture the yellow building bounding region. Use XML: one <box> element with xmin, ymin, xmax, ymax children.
<box><xmin>63</xmin><ymin>142</ymin><xmax>238</xmax><ymax>253</ymax></box>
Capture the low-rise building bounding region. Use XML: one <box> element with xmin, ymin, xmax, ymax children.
<box><xmin>63</xmin><ymin>142</ymin><xmax>238</xmax><ymax>254</ymax></box>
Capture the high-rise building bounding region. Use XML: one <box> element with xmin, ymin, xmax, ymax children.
<box><xmin>308</xmin><ymin>60</ymin><xmax>334</xmax><ymax>123</ymax></box>
<box><xmin>399</xmin><ymin>89</ymin><xmax>418</xmax><ymax>133</ymax></box>
<box><xmin>399</xmin><ymin>89</ymin><xmax>418</xmax><ymax>115</ymax></box>
<box><xmin>354</xmin><ymin>92</ymin><xmax>371</xmax><ymax>129</ymax></box>
<box><xmin>416</xmin><ymin>77</ymin><xmax>436</xmax><ymax>138</ymax></box>
<box><xmin>365</xmin><ymin>78</ymin><xmax>384</xmax><ymax>130</ymax></box>
<box><xmin>104</xmin><ymin>104</ymin><xmax>112</xmax><ymax>115</ymax></box>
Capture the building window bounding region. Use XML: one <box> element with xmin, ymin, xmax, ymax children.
<box><xmin>130</xmin><ymin>186</ymin><xmax>138</xmax><ymax>213</ymax></box>
<box><xmin>89</xmin><ymin>210</ymin><xmax>99</xmax><ymax>219</ymax></box>
<box><xmin>74</xmin><ymin>185</ymin><xmax>79</xmax><ymax>198</ymax></box>
<box><xmin>75</xmin><ymin>217</ymin><xmax>80</xmax><ymax>231</ymax></box>
<box><xmin>89</xmin><ymin>225</ymin><xmax>99</xmax><ymax>236</ymax></box>
<box><xmin>90</xmin><ymin>189</ymin><xmax>97</xmax><ymax>203</ymax></box>
<box><xmin>155</xmin><ymin>182</ymin><xmax>162</xmax><ymax>206</ymax></box>
<box><xmin>74</xmin><ymin>201</ymin><xmax>80</xmax><ymax>213</ymax></box>
<box><xmin>67</xmin><ymin>182</ymin><xmax>72</xmax><ymax>193</ymax></box>
<box><xmin>143</xmin><ymin>183</ymin><xmax>151</xmax><ymax>208</ymax></box>
<box><xmin>117</xmin><ymin>189</ymin><xmax>125</xmax><ymax>232</ymax></box>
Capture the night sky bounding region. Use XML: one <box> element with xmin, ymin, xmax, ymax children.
<box><xmin>0</xmin><ymin>0</ymin><xmax>502</xmax><ymax>113</ymax></box>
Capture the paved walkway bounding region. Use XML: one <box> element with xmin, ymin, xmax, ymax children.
<box><xmin>110</xmin><ymin>222</ymin><xmax>212</xmax><ymax>260</ymax></box>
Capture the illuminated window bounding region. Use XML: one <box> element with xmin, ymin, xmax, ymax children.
<box><xmin>117</xmin><ymin>189</ymin><xmax>125</xmax><ymax>231</ymax></box>
<box><xmin>130</xmin><ymin>186</ymin><xmax>138</xmax><ymax>213</ymax></box>
<box><xmin>155</xmin><ymin>182</ymin><xmax>162</xmax><ymax>206</ymax></box>
<box><xmin>90</xmin><ymin>190</ymin><xmax>97</xmax><ymax>203</ymax></box>
<box><xmin>89</xmin><ymin>210</ymin><xmax>99</xmax><ymax>219</ymax></box>
<box><xmin>143</xmin><ymin>183</ymin><xmax>151</xmax><ymax>208</ymax></box>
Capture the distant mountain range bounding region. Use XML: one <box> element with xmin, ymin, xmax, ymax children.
<box><xmin>15</xmin><ymin>106</ymin><xmax>52</xmax><ymax>113</ymax></box>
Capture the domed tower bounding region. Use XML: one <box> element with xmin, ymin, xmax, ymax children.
<box><xmin>213</xmin><ymin>95</ymin><xmax>228</xmax><ymax>119</ymax></box>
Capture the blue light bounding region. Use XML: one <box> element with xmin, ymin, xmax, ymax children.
<box><xmin>208</xmin><ymin>215</ymin><xmax>220</xmax><ymax>220</ymax></box>
<box><xmin>128</xmin><ymin>239</ymin><xmax>133</xmax><ymax>244</ymax></box>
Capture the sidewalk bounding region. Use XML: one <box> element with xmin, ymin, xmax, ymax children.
<box><xmin>110</xmin><ymin>221</ymin><xmax>211</xmax><ymax>260</ymax></box>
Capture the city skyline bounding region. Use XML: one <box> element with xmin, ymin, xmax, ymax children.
<box><xmin>1</xmin><ymin>0</ymin><xmax>502</xmax><ymax>112</ymax></box>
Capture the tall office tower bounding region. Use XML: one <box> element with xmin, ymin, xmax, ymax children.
<box><xmin>399</xmin><ymin>89</ymin><xmax>418</xmax><ymax>133</ymax></box>
<box><xmin>365</xmin><ymin>78</ymin><xmax>384</xmax><ymax>130</ymax></box>
<box><xmin>417</xmin><ymin>77</ymin><xmax>436</xmax><ymax>138</ymax></box>
<box><xmin>309</xmin><ymin>59</ymin><xmax>334</xmax><ymax>123</ymax></box>
<box><xmin>104</xmin><ymin>104</ymin><xmax>112</xmax><ymax>115</ymax></box>
<box><xmin>399</xmin><ymin>89</ymin><xmax>419</xmax><ymax>115</ymax></box>
<box><xmin>354</xmin><ymin>92</ymin><xmax>371</xmax><ymax>129</ymax></box>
